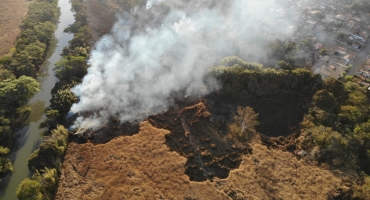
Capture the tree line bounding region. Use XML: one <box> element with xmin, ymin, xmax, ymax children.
<box><xmin>16</xmin><ymin>0</ymin><xmax>90</xmax><ymax>199</ymax></box>
<box><xmin>0</xmin><ymin>0</ymin><xmax>60</xmax><ymax>182</ymax></box>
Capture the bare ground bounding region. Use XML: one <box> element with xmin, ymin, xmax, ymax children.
<box><xmin>56</xmin><ymin>121</ymin><xmax>346</xmax><ymax>200</ymax></box>
<box><xmin>0</xmin><ymin>0</ymin><xmax>29</xmax><ymax>57</ymax></box>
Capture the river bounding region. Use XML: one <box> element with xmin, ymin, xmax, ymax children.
<box><xmin>0</xmin><ymin>0</ymin><xmax>74</xmax><ymax>198</ymax></box>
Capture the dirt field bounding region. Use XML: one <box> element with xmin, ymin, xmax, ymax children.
<box><xmin>0</xmin><ymin>0</ymin><xmax>29</xmax><ymax>57</ymax></box>
<box><xmin>56</xmin><ymin>121</ymin><xmax>346</xmax><ymax>200</ymax></box>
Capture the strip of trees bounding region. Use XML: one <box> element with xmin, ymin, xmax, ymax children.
<box><xmin>0</xmin><ymin>0</ymin><xmax>60</xmax><ymax>182</ymax></box>
<box><xmin>16</xmin><ymin>0</ymin><xmax>90</xmax><ymax>199</ymax></box>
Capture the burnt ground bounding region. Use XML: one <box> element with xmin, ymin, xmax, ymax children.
<box><xmin>70</xmin><ymin>92</ymin><xmax>307</xmax><ymax>182</ymax></box>
<box><xmin>57</xmin><ymin>92</ymin><xmax>352</xmax><ymax>199</ymax></box>
<box><xmin>148</xmin><ymin>100</ymin><xmax>249</xmax><ymax>181</ymax></box>
<box><xmin>147</xmin><ymin>92</ymin><xmax>306</xmax><ymax>181</ymax></box>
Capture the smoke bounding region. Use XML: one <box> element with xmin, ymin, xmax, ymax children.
<box><xmin>70</xmin><ymin>0</ymin><xmax>303</xmax><ymax>130</ymax></box>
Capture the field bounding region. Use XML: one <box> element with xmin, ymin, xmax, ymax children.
<box><xmin>56</xmin><ymin>95</ymin><xmax>349</xmax><ymax>199</ymax></box>
<box><xmin>0</xmin><ymin>0</ymin><xmax>29</xmax><ymax>56</ymax></box>
<box><xmin>56</xmin><ymin>121</ymin><xmax>345</xmax><ymax>200</ymax></box>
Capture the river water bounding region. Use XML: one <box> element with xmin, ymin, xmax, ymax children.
<box><xmin>0</xmin><ymin>0</ymin><xmax>74</xmax><ymax>198</ymax></box>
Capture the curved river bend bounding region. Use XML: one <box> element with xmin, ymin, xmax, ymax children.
<box><xmin>0</xmin><ymin>0</ymin><xmax>75</xmax><ymax>198</ymax></box>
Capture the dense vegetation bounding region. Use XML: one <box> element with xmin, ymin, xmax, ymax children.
<box><xmin>212</xmin><ymin>56</ymin><xmax>321</xmax><ymax>97</ymax></box>
<box><xmin>1</xmin><ymin>0</ymin><xmax>59</xmax><ymax>78</ymax></box>
<box><xmin>265</xmin><ymin>38</ymin><xmax>315</xmax><ymax>69</ymax></box>
<box><xmin>213</xmin><ymin>57</ymin><xmax>370</xmax><ymax>199</ymax></box>
<box><xmin>16</xmin><ymin>0</ymin><xmax>91</xmax><ymax>198</ymax></box>
<box><xmin>16</xmin><ymin>126</ymin><xmax>68</xmax><ymax>200</ymax></box>
<box><xmin>0</xmin><ymin>0</ymin><xmax>60</xmax><ymax>182</ymax></box>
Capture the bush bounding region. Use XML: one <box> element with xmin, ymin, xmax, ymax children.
<box><xmin>28</xmin><ymin>125</ymin><xmax>69</xmax><ymax>172</ymax></box>
<box><xmin>16</xmin><ymin>178</ymin><xmax>43</xmax><ymax>200</ymax></box>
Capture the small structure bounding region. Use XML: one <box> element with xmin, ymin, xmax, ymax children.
<box><xmin>334</xmin><ymin>46</ymin><xmax>347</xmax><ymax>55</ymax></box>
<box><xmin>345</xmin><ymin>20</ymin><xmax>356</xmax><ymax>29</ymax></box>
<box><xmin>366</xmin><ymin>59</ymin><xmax>370</xmax><ymax>65</ymax></box>
<box><xmin>305</xmin><ymin>19</ymin><xmax>318</xmax><ymax>29</ymax></box>
<box><xmin>359</xmin><ymin>70</ymin><xmax>370</xmax><ymax>77</ymax></box>
<box><xmin>350</xmin><ymin>31</ymin><xmax>368</xmax><ymax>43</ymax></box>
<box><xmin>352</xmin><ymin>43</ymin><xmax>361</xmax><ymax>50</ymax></box>
<box><xmin>335</xmin><ymin>14</ymin><xmax>347</xmax><ymax>22</ymax></box>
<box><xmin>315</xmin><ymin>42</ymin><xmax>323</xmax><ymax>49</ymax></box>
<box><xmin>318</xmin><ymin>62</ymin><xmax>346</xmax><ymax>79</ymax></box>
<box><xmin>342</xmin><ymin>50</ymin><xmax>357</xmax><ymax>63</ymax></box>
<box><xmin>322</xmin><ymin>14</ymin><xmax>335</xmax><ymax>24</ymax></box>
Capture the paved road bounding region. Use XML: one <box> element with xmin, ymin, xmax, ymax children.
<box><xmin>348</xmin><ymin>40</ymin><xmax>370</xmax><ymax>75</ymax></box>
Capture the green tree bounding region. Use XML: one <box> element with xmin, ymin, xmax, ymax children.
<box><xmin>312</xmin><ymin>89</ymin><xmax>338</xmax><ymax>113</ymax></box>
<box><xmin>278</xmin><ymin>60</ymin><xmax>293</xmax><ymax>70</ymax></box>
<box><xmin>319</xmin><ymin>48</ymin><xmax>326</xmax><ymax>56</ymax></box>
<box><xmin>337</xmin><ymin>32</ymin><xmax>346</xmax><ymax>41</ymax></box>
<box><xmin>0</xmin><ymin>76</ymin><xmax>40</xmax><ymax>111</ymax></box>
<box><xmin>28</xmin><ymin>125</ymin><xmax>69</xmax><ymax>171</ymax></box>
<box><xmin>54</xmin><ymin>56</ymin><xmax>87</xmax><ymax>82</ymax></box>
<box><xmin>69</xmin><ymin>26</ymin><xmax>91</xmax><ymax>49</ymax></box>
<box><xmin>39</xmin><ymin>109</ymin><xmax>59</xmax><ymax>130</ymax></box>
<box><xmin>16</xmin><ymin>179</ymin><xmax>43</xmax><ymax>200</ymax></box>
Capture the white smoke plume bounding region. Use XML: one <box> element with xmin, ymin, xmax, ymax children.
<box><xmin>70</xmin><ymin>0</ymin><xmax>303</xmax><ymax>130</ymax></box>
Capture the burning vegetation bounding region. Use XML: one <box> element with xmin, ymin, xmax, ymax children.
<box><xmin>44</xmin><ymin>0</ymin><xmax>370</xmax><ymax>199</ymax></box>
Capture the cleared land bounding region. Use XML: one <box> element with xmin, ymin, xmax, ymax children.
<box><xmin>0</xmin><ymin>0</ymin><xmax>29</xmax><ymax>56</ymax></box>
<box><xmin>56</xmin><ymin>121</ymin><xmax>345</xmax><ymax>200</ymax></box>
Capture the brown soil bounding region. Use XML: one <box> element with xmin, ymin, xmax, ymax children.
<box><xmin>56</xmin><ymin>121</ymin><xmax>346</xmax><ymax>200</ymax></box>
<box><xmin>0</xmin><ymin>0</ymin><xmax>29</xmax><ymax>56</ymax></box>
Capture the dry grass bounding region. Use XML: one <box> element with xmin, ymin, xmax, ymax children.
<box><xmin>56</xmin><ymin>122</ymin><xmax>345</xmax><ymax>200</ymax></box>
<box><xmin>215</xmin><ymin>138</ymin><xmax>344</xmax><ymax>200</ymax></box>
<box><xmin>0</xmin><ymin>0</ymin><xmax>30</xmax><ymax>56</ymax></box>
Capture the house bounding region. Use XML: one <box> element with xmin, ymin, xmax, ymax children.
<box><xmin>352</xmin><ymin>43</ymin><xmax>361</xmax><ymax>49</ymax></box>
<box><xmin>335</xmin><ymin>14</ymin><xmax>347</xmax><ymax>22</ymax></box>
<box><xmin>334</xmin><ymin>46</ymin><xmax>347</xmax><ymax>55</ymax></box>
<box><xmin>318</xmin><ymin>62</ymin><xmax>346</xmax><ymax>78</ymax></box>
<box><xmin>332</xmin><ymin>56</ymin><xmax>347</xmax><ymax>66</ymax></box>
<box><xmin>322</xmin><ymin>14</ymin><xmax>335</xmax><ymax>24</ymax></box>
<box><xmin>363</xmin><ymin>65</ymin><xmax>370</xmax><ymax>71</ymax></box>
<box><xmin>359</xmin><ymin>69</ymin><xmax>370</xmax><ymax>77</ymax></box>
<box><xmin>320</xmin><ymin>55</ymin><xmax>330</xmax><ymax>62</ymax></box>
<box><xmin>315</xmin><ymin>42</ymin><xmax>323</xmax><ymax>49</ymax></box>
<box><xmin>305</xmin><ymin>19</ymin><xmax>318</xmax><ymax>29</ymax></box>
<box><xmin>350</xmin><ymin>31</ymin><xmax>368</xmax><ymax>43</ymax></box>
<box><xmin>366</xmin><ymin>59</ymin><xmax>370</xmax><ymax>65</ymax></box>
<box><xmin>342</xmin><ymin>51</ymin><xmax>356</xmax><ymax>63</ymax></box>
<box><xmin>345</xmin><ymin>20</ymin><xmax>356</xmax><ymax>30</ymax></box>
<box><xmin>326</xmin><ymin>5</ymin><xmax>336</xmax><ymax>13</ymax></box>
